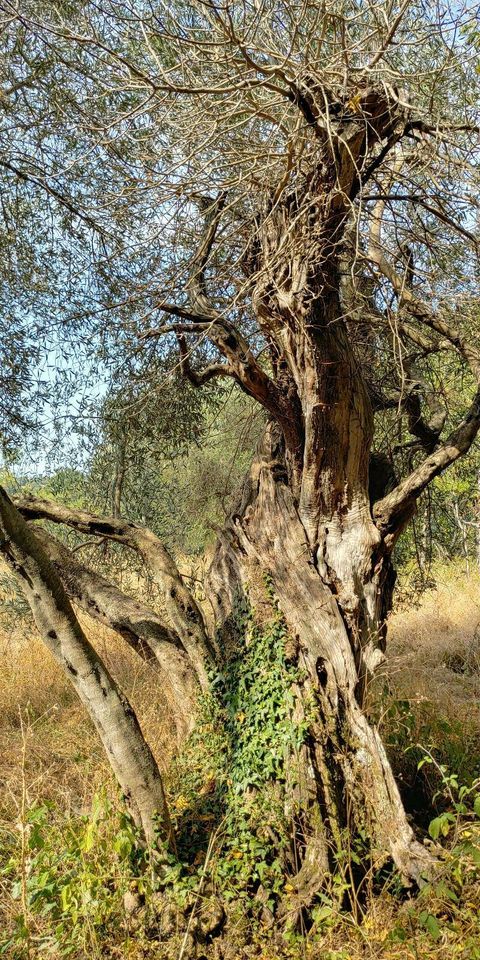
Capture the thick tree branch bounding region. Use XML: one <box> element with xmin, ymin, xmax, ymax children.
<box><xmin>33</xmin><ymin>528</ymin><xmax>198</xmax><ymax>732</ymax></box>
<box><xmin>374</xmin><ymin>388</ymin><xmax>480</xmax><ymax>544</ymax></box>
<box><xmin>14</xmin><ymin>494</ymin><xmax>213</xmax><ymax>686</ymax></box>
<box><xmin>36</xmin><ymin>529</ymin><xmax>178</xmax><ymax>651</ymax></box>
<box><xmin>135</xmin><ymin>199</ymin><xmax>303</xmax><ymax>451</ymax></box>
<box><xmin>365</xmin><ymin>189</ymin><xmax>480</xmax><ymax>539</ymax></box>
<box><xmin>13</xmin><ymin>493</ymin><xmax>147</xmax><ymax>540</ymax></box>
<box><xmin>183</xmin><ymin>195</ymin><xmax>285</xmax><ymax>397</ymax></box>
<box><xmin>0</xmin><ymin>487</ymin><xmax>173</xmax><ymax>847</ymax></box>
<box><xmin>145</xmin><ymin>309</ymin><xmax>302</xmax><ymax>453</ymax></box>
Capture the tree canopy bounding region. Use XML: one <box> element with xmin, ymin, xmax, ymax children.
<box><xmin>1</xmin><ymin>0</ymin><xmax>479</xmax><ymax>497</ymax></box>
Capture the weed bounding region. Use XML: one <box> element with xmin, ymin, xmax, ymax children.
<box><xmin>167</xmin><ymin>597</ymin><xmax>307</xmax><ymax>912</ymax></box>
<box><xmin>2</xmin><ymin>571</ymin><xmax>480</xmax><ymax>957</ymax></box>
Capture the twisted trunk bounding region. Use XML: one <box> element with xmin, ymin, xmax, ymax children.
<box><xmin>8</xmin><ymin>229</ymin><xmax>436</xmax><ymax>897</ymax></box>
<box><xmin>209</xmin><ymin>426</ymin><xmax>431</xmax><ymax>908</ymax></box>
<box><xmin>207</xmin><ymin>280</ymin><xmax>434</xmax><ymax>903</ymax></box>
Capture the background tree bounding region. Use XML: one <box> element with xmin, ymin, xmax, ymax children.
<box><xmin>1</xmin><ymin>0</ymin><xmax>480</xmax><ymax>918</ymax></box>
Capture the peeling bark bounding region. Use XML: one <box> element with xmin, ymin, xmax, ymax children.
<box><xmin>208</xmin><ymin>426</ymin><xmax>433</xmax><ymax>903</ymax></box>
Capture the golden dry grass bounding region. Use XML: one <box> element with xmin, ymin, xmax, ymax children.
<box><xmin>390</xmin><ymin>564</ymin><xmax>480</xmax><ymax>700</ymax></box>
<box><xmin>383</xmin><ymin>565</ymin><xmax>480</xmax><ymax>761</ymax></box>
<box><xmin>0</xmin><ymin>610</ymin><xmax>175</xmax><ymax>829</ymax></box>
<box><xmin>1</xmin><ymin>564</ymin><xmax>480</xmax><ymax>959</ymax></box>
<box><xmin>1</xmin><ymin>562</ymin><xmax>480</xmax><ymax>832</ymax></box>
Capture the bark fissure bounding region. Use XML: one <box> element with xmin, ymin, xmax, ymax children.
<box><xmin>208</xmin><ymin>427</ymin><xmax>434</xmax><ymax>895</ymax></box>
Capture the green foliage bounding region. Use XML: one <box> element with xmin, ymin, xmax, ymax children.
<box><xmin>368</xmin><ymin>692</ymin><xmax>480</xmax><ymax>948</ymax></box>
<box><xmin>212</xmin><ymin>608</ymin><xmax>304</xmax><ymax>904</ymax></box>
<box><xmin>90</xmin><ymin>387</ymin><xmax>262</xmax><ymax>554</ymax></box>
<box><xmin>37</xmin><ymin>468</ymin><xmax>92</xmax><ymax>511</ymax></box>
<box><xmin>0</xmin><ymin>789</ymin><xmax>146</xmax><ymax>958</ymax></box>
<box><xmin>390</xmin><ymin>761</ymin><xmax>480</xmax><ymax>949</ymax></box>
<box><xmin>0</xmin><ymin>594</ymin><xmax>309</xmax><ymax>956</ymax></box>
<box><xmin>167</xmin><ymin>593</ymin><xmax>306</xmax><ymax>910</ymax></box>
<box><xmin>0</xmin><ymin>571</ymin><xmax>32</xmax><ymax>629</ymax></box>
<box><xmin>377</xmin><ymin>692</ymin><xmax>480</xmax><ymax>823</ymax></box>
<box><xmin>13</xmin><ymin>388</ymin><xmax>262</xmax><ymax>562</ymax></box>
<box><xmin>3</xmin><ymin>641</ymin><xmax>480</xmax><ymax>958</ymax></box>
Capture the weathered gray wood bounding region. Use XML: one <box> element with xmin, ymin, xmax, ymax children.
<box><xmin>0</xmin><ymin>487</ymin><xmax>173</xmax><ymax>849</ymax></box>
<box><xmin>32</xmin><ymin>528</ymin><xmax>198</xmax><ymax>735</ymax></box>
<box><xmin>14</xmin><ymin>493</ymin><xmax>213</xmax><ymax>687</ymax></box>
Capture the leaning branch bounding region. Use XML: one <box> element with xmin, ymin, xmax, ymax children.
<box><xmin>34</xmin><ymin>528</ymin><xmax>198</xmax><ymax>732</ymax></box>
<box><xmin>0</xmin><ymin>487</ymin><xmax>173</xmax><ymax>848</ymax></box>
<box><xmin>374</xmin><ymin>388</ymin><xmax>480</xmax><ymax>545</ymax></box>
<box><xmin>367</xmin><ymin>190</ymin><xmax>480</xmax><ymax>541</ymax></box>
<box><xmin>14</xmin><ymin>494</ymin><xmax>213</xmax><ymax>686</ymax></box>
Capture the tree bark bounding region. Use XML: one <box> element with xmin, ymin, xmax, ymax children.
<box><xmin>198</xmin><ymin>133</ymin><xmax>439</xmax><ymax>902</ymax></box>
<box><xmin>33</xmin><ymin>528</ymin><xmax>198</xmax><ymax>736</ymax></box>
<box><xmin>208</xmin><ymin>425</ymin><xmax>433</xmax><ymax>910</ymax></box>
<box><xmin>2</xmin><ymin>58</ymin><xmax>476</xmax><ymax>923</ymax></box>
<box><xmin>0</xmin><ymin>487</ymin><xmax>173</xmax><ymax>849</ymax></box>
<box><xmin>7</xmin><ymin>83</ymin><xmax>443</xmax><ymax>899</ymax></box>
<box><xmin>14</xmin><ymin>493</ymin><xmax>214</xmax><ymax>688</ymax></box>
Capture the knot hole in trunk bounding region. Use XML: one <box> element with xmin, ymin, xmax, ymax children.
<box><xmin>316</xmin><ymin>657</ymin><xmax>328</xmax><ymax>689</ymax></box>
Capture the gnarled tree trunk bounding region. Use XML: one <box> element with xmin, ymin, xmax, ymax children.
<box><xmin>205</xmin><ymin>196</ymin><xmax>438</xmax><ymax>890</ymax></box>
<box><xmin>193</xmin><ymin>104</ymin><xmax>446</xmax><ymax>900</ymax></box>
<box><xmin>4</xmin><ymin>13</ymin><xmax>480</xmax><ymax>930</ymax></box>
<box><xmin>208</xmin><ymin>422</ymin><xmax>431</xmax><ymax>909</ymax></box>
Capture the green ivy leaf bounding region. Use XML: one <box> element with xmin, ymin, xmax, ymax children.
<box><xmin>419</xmin><ymin>911</ymin><xmax>441</xmax><ymax>941</ymax></box>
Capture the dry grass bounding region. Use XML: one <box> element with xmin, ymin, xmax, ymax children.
<box><xmin>390</xmin><ymin>563</ymin><xmax>480</xmax><ymax>705</ymax></box>
<box><xmin>4</xmin><ymin>561</ymin><xmax>476</xmax><ymax>827</ymax></box>
<box><xmin>0</xmin><ymin>610</ymin><xmax>175</xmax><ymax>828</ymax></box>
<box><xmin>381</xmin><ymin>565</ymin><xmax>480</xmax><ymax>786</ymax></box>
<box><xmin>1</xmin><ymin>563</ymin><xmax>480</xmax><ymax>959</ymax></box>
